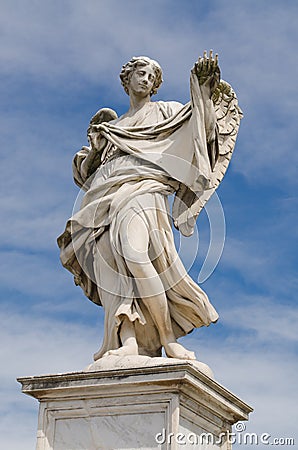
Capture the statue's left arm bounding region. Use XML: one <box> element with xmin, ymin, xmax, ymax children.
<box><xmin>173</xmin><ymin>51</ymin><xmax>243</xmax><ymax>236</ymax></box>
<box><xmin>193</xmin><ymin>50</ymin><xmax>221</xmax><ymax>169</ymax></box>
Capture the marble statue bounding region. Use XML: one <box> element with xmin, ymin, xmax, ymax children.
<box><xmin>57</xmin><ymin>51</ymin><xmax>242</xmax><ymax>362</ymax></box>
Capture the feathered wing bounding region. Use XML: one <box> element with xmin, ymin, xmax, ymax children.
<box><xmin>173</xmin><ymin>80</ymin><xmax>243</xmax><ymax>236</ymax></box>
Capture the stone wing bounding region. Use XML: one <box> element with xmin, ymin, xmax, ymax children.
<box><xmin>173</xmin><ymin>81</ymin><xmax>243</xmax><ymax>236</ymax></box>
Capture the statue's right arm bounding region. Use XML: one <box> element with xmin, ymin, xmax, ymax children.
<box><xmin>72</xmin><ymin>134</ymin><xmax>107</xmax><ymax>188</ymax></box>
<box><xmin>73</xmin><ymin>108</ymin><xmax>118</xmax><ymax>187</ymax></box>
<box><xmin>82</xmin><ymin>133</ymin><xmax>107</xmax><ymax>176</ymax></box>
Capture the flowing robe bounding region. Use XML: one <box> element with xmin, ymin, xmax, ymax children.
<box><xmin>57</xmin><ymin>69</ymin><xmax>242</xmax><ymax>357</ymax></box>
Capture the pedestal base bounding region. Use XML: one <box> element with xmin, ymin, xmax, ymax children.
<box><xmin>18</xmin><ymin>357</ymin><xmax>253</xmax><ymax>449</ymax></box>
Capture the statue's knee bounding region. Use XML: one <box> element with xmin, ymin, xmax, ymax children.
<box><xmin>122</xmin><ymin>244</ymin><xmax>149</xmax><ymax>266</ymax></box>
<box><xmin>119</xmin><ymin>229</ymin><xmax>149</xmax><ymax>264</ymax></box>
<box><xmin>126</xmin><ymin>260</ymin><xmax>153</xmax><ymax>280</ymax></box>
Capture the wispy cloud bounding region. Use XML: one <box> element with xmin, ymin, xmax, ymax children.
<box><xmin>221</xmin><ymin>297</ymin><xmax>298</xmax><ymax>344</ymax></box>
<box><xmin>0</xmin><ymin>1</ymin><xmax>297</xmax><ymax>448</ymax></box>
<box><xmin>205</xmin><ymin>346</ymin><xmax>298</xmax><ymax>444</ymax></box>
<box><xmin>186</xmin><ymin>311</ymin><xmax>298</xmax><ymax>445</ymax></box>
<box><xmin>1</xmin><ymin>305</ymin><xmax>297</xmax><ymax>449</ymax></box>
<box><xmin>0</xmin><ymin>308</ymin><xmax>102</xmax><ymax>450</ymax></box>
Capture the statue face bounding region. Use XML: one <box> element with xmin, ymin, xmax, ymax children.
<box><xmin>128</xmin><ymin>64</ymin><xmax>156</xmax><ymax>97</ymax></box>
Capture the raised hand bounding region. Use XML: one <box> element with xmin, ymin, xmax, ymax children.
<box><xmin>195</xmin><ymin>50</ymin><xmax>220</xmax><ymax>95</ymax></box>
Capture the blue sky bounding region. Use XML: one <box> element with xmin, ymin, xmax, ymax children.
<box><xmin>0</xmin><ymin>0</ymin><xmax>297</xmax><ymax>448</ymax></box>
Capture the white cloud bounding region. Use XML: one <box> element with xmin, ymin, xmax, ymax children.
<box><xmin>0</xmin><ymin>407</ymin><xmax>38</xmax><ymax>450</ymax></box>
<box><xmin>1</xmin><ymin>304</ymin><xmax>297</xmax><ymax>449</ymax></box>
<box><xmin>221</xmin><ymin>297</ymin><xmax>298</xmax><ymax>343</ymax></box>
<box><xmin>185</xmin><ymin>326</ymin><xmax>298</xmax><ymax>446</ymax></box>
<box><xmin>0</xmin><ymin>250</ymin><xmax>67</xmax><ymax>297</ymax></box>
<box><xmin>1</xmin><ymin>1</ymin><xmax>296</xmax><ymax>98</ymax></box>
<box><xmin>209</xmin><ymin>348</ymin><xmax>298</xmax><ymax>446</ymax></box>
<box><xmin>217</xmin><ymin>229</ymin><xmax>297</xmax><ymax>299</ymax></box>
<box><xmin>0</xmin><ymin>2</ymin><xmax>297</xmax><ymax>448</ymax></box>
<box><xmin>221</xmin><ymin>237</ymin><xmax>271</xmax><ymax>277</ymax></box>
<box><xmin>0</xmin><ymin>307</ymin><xmax>103</xmax><ymax>450</ymax></box>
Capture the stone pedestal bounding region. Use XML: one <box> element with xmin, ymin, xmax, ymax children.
<box><xmin>18</xmin><ymin>357</ymin><xmax>252</xmax><ymax>449</ymax></box>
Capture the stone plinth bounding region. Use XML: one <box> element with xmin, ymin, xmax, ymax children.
<box><xmin>18</xmin><ymin>357</ymin><xmax>253</xmax><ymax>449</ymax></box>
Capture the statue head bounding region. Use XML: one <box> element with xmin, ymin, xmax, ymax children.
<box><xmin>120</xmin><ymin>56</ymin><xmax>163</xmax><ymax>96</ymax></box>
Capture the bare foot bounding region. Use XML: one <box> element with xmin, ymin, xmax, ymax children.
<box><xmin>93</xmin><ymin>349</ymin><xmax>102</xmax><ymax>361</ymax></box>
<box><xmin>164</xmin><ymin>342</ymin><xmax>196</xmax><ymax>360</ymax></box>
<box><xmin>102</xmin><ymin>343</ymin><xmax>139</xmax><ymax>358</ymax></box>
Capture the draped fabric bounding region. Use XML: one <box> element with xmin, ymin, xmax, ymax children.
<box><xmin>57</xmin><ymin>67</ymin><xmax>242</xmax><ymax>357</ymax></box>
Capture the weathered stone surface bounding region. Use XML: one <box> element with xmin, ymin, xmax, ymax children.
<box><xmin>18</xmin><ymin>361</ymin><xmax>252</xmax><ymax>449</ymax></box>
<box><xmin>57</xmin><ymin>54</ymin><xmax>242</xmax><ymax>362</ymax></box>
<box><xmin>85</xmin><ymin>354</ymin><xmax>214</xmax><ymax>378</ymax></box>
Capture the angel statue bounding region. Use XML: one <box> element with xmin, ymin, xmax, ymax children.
<box><xmin>57</xmin><ymin>51</ymin><xmax>242</xmax><ymax>362</ymax></box>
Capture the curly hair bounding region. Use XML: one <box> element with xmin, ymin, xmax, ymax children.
<box><xmin>120</xmin><ymin>56</ymin><xmax>163</xmax><ymax>96</ymax></box>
